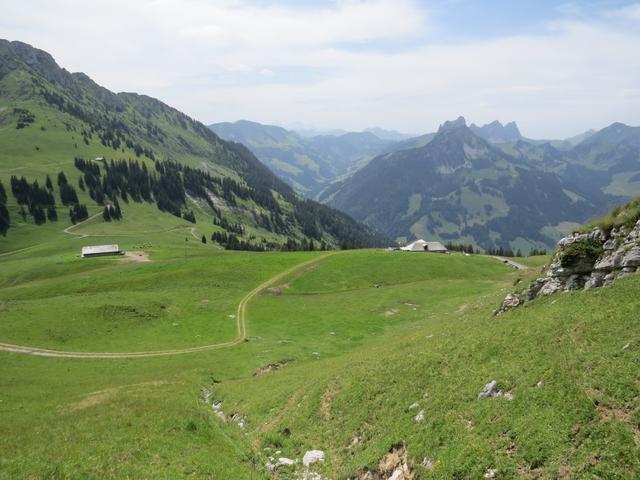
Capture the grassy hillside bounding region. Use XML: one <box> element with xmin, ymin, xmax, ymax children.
<box><xmin>0</xmin><ymin>39</ymin><xmax>384</xmax><ymax>251</ymax></box>
<box><xmin>1</xmin><ymin>216</ymin><xmax>638</xmax><ymax>478</ymax></box>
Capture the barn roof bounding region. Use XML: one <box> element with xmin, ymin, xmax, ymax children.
<box><xmin>81</xmin><ymin>244</ymin><xmax>121</xmax><ymax>257</ymax></box>
<box><xmin>425</xmin><ymin>241</ymin><xmax>448</xmax><ymax>252</ymax></box>
<box><xmin>401</xmin><ymin>239</ymin><xmax>427</xmax><ymax>251</ymax></box>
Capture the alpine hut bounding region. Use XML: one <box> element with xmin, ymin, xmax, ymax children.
<box><xmin>81</xmin><ymin>244</ymin><xmax>124</xmax><ymax>258</ymax></box>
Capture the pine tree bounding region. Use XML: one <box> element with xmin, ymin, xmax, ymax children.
<box><xmin>46</xmin><ymin>205</ymin><xmax>57</xmax><ymax>222</ymax></box>
<box><xmin>0</xmin><ymin>203</ymin><xmax>9</xmax><ymax>236</ymax></box>
<box><xmin>102</xmin><ymin>205</ymin><xmax>112</xmax><ymax>221</ymax></box>
<box><xmin>45</xmin><ymin>175</ymin><xmax>53</xmax><ymax>191</ymax></box>
<box><xmin>113</xmin><ymin>198</ymin><xmax>122</xmax><ymax>220</ymax></box>
<box><xmin>57</xmin><ymin>171</ymin><xmax>68</xmax><ymax>186</ymax></box>
<box><xmin>201</xmin><ymin>235</ymin><xmax>206</xmax><ymax>244</ymax></box>
<box><xmin>32</xmin><ymin>205</ymin><xmax>46</xmax><ymax>225</ymax></box>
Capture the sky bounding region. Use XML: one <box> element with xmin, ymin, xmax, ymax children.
<box><xmin>2</xmin><ymin>0</ymin><xmax>640</xmax><ymax>138</ymax></box>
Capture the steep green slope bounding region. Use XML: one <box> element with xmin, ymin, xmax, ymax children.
<box><xmin>0</xmin><ymin>39</ymin><xmax>384</xmax><ymax>250</ymax></box>
<box><xmin>326</xmin><ymin>118</ymin><xmax>617</xmax><ymax>251</ymax></box>
<box><xmin>209</xmin><ymin>120</ymin><xmax>392</xmax><ymax>198</ymax></box>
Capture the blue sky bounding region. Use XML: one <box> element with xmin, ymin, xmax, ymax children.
<box><xmin>2</xmin><ymin>0</ymin><xmax>640</xmax><ymax>137</ymax></box>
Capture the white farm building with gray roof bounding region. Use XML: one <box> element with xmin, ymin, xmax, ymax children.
<box><xmin>401</xmin><ymin>239</ymin><xmax>448</xmax><ymax>253</ymax></box>
<box><xmin>81</xmin><ymin>244</ymin><xmax>124</xmax><ymax>258</ymax></box>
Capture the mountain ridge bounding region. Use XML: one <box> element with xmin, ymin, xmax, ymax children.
<box><xmin>325</xmin><ymin>118</ymin><xmax>629</xmax><ymax>251</ymax></box>
<box><xmin>0</xmin><ymin>39</ymin><xmax>386</xmax><ymax>249</ymax></box>
<box><xmin>209</xmin><ymin>119</ymin><xmax>393</xmax><ymax>198</ymax></box>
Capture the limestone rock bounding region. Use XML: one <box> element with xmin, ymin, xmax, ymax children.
<box><xmin>495</xmin><ymin>219</ymin><xmax>640</xmax><ymax>312</ymax></box>
<box><xmin>303</xmin><ymin>450</ymin><xmax>325</xmax><ymax>467</ymax></box>
<box><xmin>622</xmin><ymin>247</ymin><xmax>640</xmax><ymax>268</ymax></box>
<box><xmin>478</xmin><ymin>380</ymin><xmax>498</xmax><ymax>399</ymax></box>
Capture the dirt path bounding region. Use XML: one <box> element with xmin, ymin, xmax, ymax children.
<box><xmin>63</xmin><ymin>212</ymin><xmax>103</xmax><ymax>237</ymax></box>
<box><xmin>0</xmin><ymin>252</ymin><xmax>336</xmax><ymax>359</ymax></box>
<box><xmin>492</xmin><ymin>256</ymin><xmax>528</xmax><ymax>270</ymax></box>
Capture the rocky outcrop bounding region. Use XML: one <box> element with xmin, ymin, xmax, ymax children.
<box><xmin>496</xmin><ymin>219</ymin><xmax>640</xmax><ymax>314</ymax></box>
<box><xmin>355</xmin><ymin>445</ymin><xmax>416</xmax><ymax>480</ymax></box>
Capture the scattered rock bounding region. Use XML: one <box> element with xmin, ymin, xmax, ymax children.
<box><xmin>266</xmin><ymin>457</ymin><xmax>297</xmax><ymax>471</ymax></box>
<box><xmin>414</xmin><ymin>410</ymin><xmax>425</xmax><ymax>422</ymax></box>
<box><xmin>622</xmin><ymin>343</ymin><xmax>630</xmax><ymax>351</ymax></box>
<box><xmin>354</xmin><ymin>445</ymin><xmax>416</xmax><ymax>479</ymax></box>
<box><xmin>303</xmin><ymin>450</ymin><xmax>325</xmax><ymax>467</ymax></box>
<box><xmin>350</xmin><ymin>435</ymin><xmax>364</xmax><ymax>449</ymax></box>
<box><xmin>422</xmin><ymin>458</ymin><xmax>434</xmax><ymax>470</ymax></box>
<box><xmin>484</xmin><ymin>468</ymin><xmax>497</xmax><ymax>478</ymax></box>
<box><xmin>494</xmin><ymin>293</ymin><xmax>523</xmax><ymax>315</ymax></box>
<box><xmin>407</xmin><ymin>402</ymin><xmax>420</xmax><ymax>410</ymax></box>
<box><xmin>478</xmin><ymin>381</ymin><xmax>513</xmax><ymax>400</ymax></box>
<box><xmin>536</xmin><ymin>381</ymin><xmax>544</xmax><ymax>388</ymax></box>
<box><xmin>478</xmin><ymin>380</ymin><xmax>498</xmax><ymax>399</ymax></box>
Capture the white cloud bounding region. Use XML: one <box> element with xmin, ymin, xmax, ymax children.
<box><xmin>1</xmin><ymin>0</ymin><xmax>639</xmax><ymax>138</ymax></box>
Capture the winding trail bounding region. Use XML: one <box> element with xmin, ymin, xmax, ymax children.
<box><xmin>0</xmin><ymin>252</ymin><xmax>335</xmax><ymax>359</ymax></box>
<box><xmin>492</xmin><ymin>256</ymin><xmax>528</xmax><ymax>270</ymax></box>
<box><xmin>63</xmin><ymin>212</ymin><xmax>103</xmax><ymax>237</ymax></box>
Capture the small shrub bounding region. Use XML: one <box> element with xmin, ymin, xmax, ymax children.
<box><xmin>586</xmin><ymin>197</ymin><xmax>640</xmax><ymax>234</ymax></box>
<box><xmin>560</xmin><ymin>239</ymin><xmax>603</xmax><ymax>267</ymax></box>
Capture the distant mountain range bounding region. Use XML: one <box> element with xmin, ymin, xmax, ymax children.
<box><xmin>208</xmin><ymin>117</ymin><xmax>640</xmax><ymax>251</ymax></box>
<box><xmin>209</xmin><ymin>120</ymin><xmax>394</xmax><ymax>198</ymax></box>
<box><xmin>322</xmin><ymin>117</ymin><xmax>640</xmax><ymax>251</ymax></box>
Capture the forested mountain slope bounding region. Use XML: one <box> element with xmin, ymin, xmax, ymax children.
<box><xmin>0</xmin><ymin>40</ymin><xmax>385</xmax><ymax>250</ymax></box>
<box><xmin>326</xmin><ymin>117</ymin><xmax>622</xmax><ymax>251</ymax></box>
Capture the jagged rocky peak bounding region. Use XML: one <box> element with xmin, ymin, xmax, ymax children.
<box><xmin>438</xmin><ymin>116</ymin><xmax>467</xmax><ymax>133</ymax></box>
<box><xmin>496</xmin><ymin>219</ymin><xmax>640</xmax><ymax>315</ymax></box>
<box><xmin>469</xmin><ymin>120</ymin><xmax>522</xmax><ymax>143</ymax></box>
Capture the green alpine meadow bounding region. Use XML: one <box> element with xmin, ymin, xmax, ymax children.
<box><xmin>1</xmin><ymin>2</ymin><xmax>640</xmax><ymax>479</ymax></box>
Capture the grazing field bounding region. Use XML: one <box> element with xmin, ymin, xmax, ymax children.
<box><xmin>1</xmin><ymin>233</ymin><xmax>639</xmax><ymax>479</ymax></box>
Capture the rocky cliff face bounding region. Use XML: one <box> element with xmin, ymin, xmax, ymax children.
<box><xmin>496</xmin><ymin>220</ymin><xmax>640</xmax><ymax>314</ymax></box>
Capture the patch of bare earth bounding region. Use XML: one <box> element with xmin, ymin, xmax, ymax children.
<box><xmin>321</xmin><ymin>384</ymin><xmax>340</xmax><ymax>421</ymax></box>
<box><xmin>355</xmin><ymin>445</ymin><xmax>416</xmax><ymax>479</ymax></box>
<box><xmin>124</xmin><ymin>251</ymin><xmax>150</xmax><ymax>262</ymax></box>
<box><xmin>262</xmin><ymin>283</ymin><xmax>289</xmax><ymax>296</ymax></box>
<box><xmin>254</xmin><ymin>360</ymin><xmax>291</xmax><ymax>377</ymax></box>
<box><xmin>259</xmin><ymin>389</ymin><xmax>303</xmax><ymax>432</ymax></box>
<box><xmin>67</xmin><ymin>380</ymin><xmax>167</xmax><ymax>411</ymax></box>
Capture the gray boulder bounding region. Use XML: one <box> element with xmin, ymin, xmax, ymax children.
<box><xmin>478</xmin><ymin>380</ymin><xmax>498</xmax><ymax>399</ymax></box>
